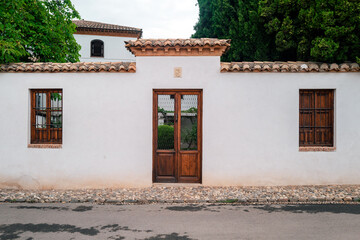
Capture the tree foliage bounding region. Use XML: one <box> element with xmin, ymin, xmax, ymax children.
<box><xmin>193</xmin><ymin>0</ymin><xmax>360</xmax><ymax>62</ymax></box>
<box><xmin>193</xmin><ymin>0</ymin><xmax>271</xmax><ymax>61</ymax></box>
<box><xmin>259</xmin><ymin>0</ymin><xmax>360</xmax><ymax>62</ymax></box>
<box><xmin>0</xmin><ymin>0</ymin><xmax>81</xmax><ymax>64</ymax></box>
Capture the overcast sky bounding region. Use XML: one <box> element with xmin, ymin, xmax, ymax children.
<box><xmin>71</xmin><ymin>0</ymin><xmax>199</xmax><ymax>39</ymax></box>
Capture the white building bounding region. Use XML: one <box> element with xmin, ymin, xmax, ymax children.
<box><xmin>72</xmin><ymin>20</ymin><xmax>142</xmax><ymax>62</ymax></box>
<box><xmin>0</xmin><ymin>38</ymin><xmax>360</xmax><ymax>189</ymax></box>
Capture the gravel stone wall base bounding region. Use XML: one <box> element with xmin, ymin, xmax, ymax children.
<box><xmin>1</xmin><ymin>185</ymin><xmax>359</xmax><ymax>204</ymax></box>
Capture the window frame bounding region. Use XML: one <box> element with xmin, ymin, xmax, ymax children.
<box><xmin>90</xmin><ymin>39</ymin><xmax>104</xmax><ymax>57</ymax></box>
<box><xmin>30</xmin><ymin>89</ymin><xmax>63</xmax><ymax>145</ymax></box>
<box><xmin>299</xmin><ymin>89</ymin><xmax>334</xmax><ymax>148</ymax></box>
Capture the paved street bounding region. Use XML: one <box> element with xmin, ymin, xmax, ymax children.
<box><xmin>0</xmin><ymin>203</ymin><xmax>359</xmax><ymax>239</ymax></box>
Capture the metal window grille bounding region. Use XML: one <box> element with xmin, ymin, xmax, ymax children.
<box><xmin>91</xmin><ymin>40</ymin><xmax>104</xmax><ymax>57</ymax></box>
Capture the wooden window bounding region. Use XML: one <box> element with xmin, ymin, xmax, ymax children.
<box><xmin>299</xmin><ymin>89</ymin><xmax>334</xmax><ymax>147</ymax></box>
<box><xmin>31</xmin><ymin>89</ymin><xmax>62</xmax><ymax>144</ymax></box>
<box><xmin>91</xmin><ymin>40</ymin><xmax>104</xmax><ymax>57</ymax></box>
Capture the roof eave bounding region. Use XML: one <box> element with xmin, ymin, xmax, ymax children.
<box><xmin>75</xmin><ymin>28</ymin><xmax>142</xmax><ymax>38</ymax></box>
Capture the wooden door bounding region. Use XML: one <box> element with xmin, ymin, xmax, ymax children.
<box><xmin>153</xmin><ymin>89</ymin><xmax>202</xmax><ymax>183</ymax></box>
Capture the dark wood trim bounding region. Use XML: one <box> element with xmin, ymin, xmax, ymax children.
<box><xmin>198</xmin><ymin>90</ymin><xmax>203</xmax><ymax>183</ymax></box>
<box><xmin>74</xmin><ymin>30</ymin><xmax>141</xmax><ymax>38</ymax></box>
<box><xmin>175</xmin><ymin>93</ymin><xmax>180</xmax><ymax>181</ymax></box>
<box><xmin>152</xmin><ymin>91</ymin><xmax>157</xmax><ymax>183</ymax></box>
<box><xmin>179</xmin><ymin>150</ymin><xmax>198</xmax><ymax>154</ymax></box>
<box><xmin>156</xmin><ymin>150</ymin><xmax>176</xmax><ymax>153</ymax></box>
<box><xmin>30</xmin><ymin>91</ymin><xmax>36</xmax><ymax>143</ymax></box>
<box><xmin>153</xmin><ymin>89</ymin><xmax>202</xmax><ymax>94</ymax></box>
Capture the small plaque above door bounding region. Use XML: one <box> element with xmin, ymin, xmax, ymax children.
<box><xmin>174</xmin><ymin>67</ymin><xmax>182</xmax><ymax>78</ymax></box>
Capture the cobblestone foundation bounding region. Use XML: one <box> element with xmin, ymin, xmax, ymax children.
<box><xmin>1</xmin><ymin>185</ymin><xmax>360</xmax><ymax>204</ymax></box>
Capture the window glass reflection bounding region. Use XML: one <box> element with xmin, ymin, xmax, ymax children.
<box><xmin>157</xmin><ymin>95</ymin><xmax>175</xmax><ymax>150</ymax></box>
<box><xmin>181</xmin><ymin>95</ymin><xmax>198</xmax><ymax>150</ymax></box>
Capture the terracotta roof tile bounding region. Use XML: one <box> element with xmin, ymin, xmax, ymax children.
<box><xmin>220</xmin><ymin>62</ymin><xmax>360</xmax><ymax>72</ymax></box>
<box><xmin>2</xmin><ymin>61</ymin><xmax>358</xmax><ymax>74</ymax></box>
<box><xmin>73</xmin><ymin>20</ymin><xmax>141</xmax><ymax>32</ymax></box>
<box><xmin>125</xmin><ymin>38</ymin><xmax>231</xmax><ymax>56</ymax></box>
<box><xmin>72</xmin><ymin>20</ymin><xmax>142</xmax><ymax>38</ymax></box>
<box><xmin>0</xmin><ymin>62</ymin><xmax>136</xmax><ymax>73</ymax></box>
<box><xmin>126</xmin><ymin>38</ymin><xmax>230</xmax><ymax>48</ymax></box>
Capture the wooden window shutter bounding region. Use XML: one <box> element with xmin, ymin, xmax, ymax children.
<box><xmin>299</xmin><ymin>90</ymin><xmax>334</xmax><ymax>147</ymax></box>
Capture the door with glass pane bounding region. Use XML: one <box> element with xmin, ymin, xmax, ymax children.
<box><xmin>153</xmin><ymin>90</ymin><xmax>202</xmax><ymax>183</ymax></box>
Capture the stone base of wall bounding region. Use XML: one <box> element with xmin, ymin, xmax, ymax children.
<box><xmin>1</xmin><ymin>185</ymin><xmax>359</xmax><ymax>204</ymax></box>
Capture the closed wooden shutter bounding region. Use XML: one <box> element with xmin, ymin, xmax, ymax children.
<box><xmin>299</xmin><ymin>90</ymin><xmax>334</xmax><ymax>146</ymax></box>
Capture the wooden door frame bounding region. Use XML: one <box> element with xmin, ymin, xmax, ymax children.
<box><xmin>152</xmin><ymin>89</ymin><xmax>203</xmax><ymax>183</ymax></box>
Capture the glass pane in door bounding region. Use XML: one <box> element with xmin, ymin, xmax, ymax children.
<box><xmin>157</xmin><ymin>95</ymin><xmax>175</xmax><ymax>150</ymax></box>
<box><xmin>180</xmin><ymin>95</ymin><xmax>198</xmax><ymax>150</ymax></box>
<box><xmin>35</xmin><ymin>92</ymin><xmax>47</xmax><ymax>128</ymax></box>
<box><xmin>50</xmin><ymin>92</ymin><xmax>62</xmax><ymax>128</ymax></box>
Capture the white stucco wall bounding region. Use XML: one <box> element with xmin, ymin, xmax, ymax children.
<box><xmin>73</xmin><ymin>34</ymin><xmax>137</xmax><ymax>62</ymax></box>
<box><xmin>0</xmin><ymin>56</ymin><xmax>359</xmax><ymax>189</ymax></box>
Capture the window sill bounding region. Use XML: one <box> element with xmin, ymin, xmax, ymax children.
<box><xmin>299</xmin><ymin>146</ymin><xmax>335</xmax><ymax>152</ymax></box>
<box><xmin>28</xmin><ymin>144</ymin><xmax>62</xmax><ymax>149</ymax></box>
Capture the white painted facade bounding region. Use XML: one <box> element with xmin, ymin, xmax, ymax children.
<box><xmin>1</xmin><ymin>56</ymin><xmax>360</xmax><ymax>189</ymax></box>
<box><xmin>74</xmin><ymin>34</ymin><xmax>137</xmax><ymax>62</ymax></box>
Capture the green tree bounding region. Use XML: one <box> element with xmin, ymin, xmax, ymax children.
<box><xmin>193</xmin><ymin>0</ymin><xmax>270</xmax><ymax>61</ymax></box>
<box><xmin>0</xmin><ymin>0</ymin><xmax>81</xmax><ymax>64</ymax></box>
<box><xmin>193</xmin><ymin>0</ymin><xmax>215</xmax><ymax>38</ymax></box>
<box><xmin>193</xmin><ymin>0</ymin><xmax>360</xmax><ymax>62</ymax></box>
<box><xmin>259</xmin><ymin>0</ymin><xmax>360</xmax><ymax>62</ymax></box>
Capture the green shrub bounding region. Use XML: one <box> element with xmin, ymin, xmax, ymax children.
<box><xmin>158</xmin><ymin>125</ymin><xmax>174</xmax><ymax>149</ymax></box>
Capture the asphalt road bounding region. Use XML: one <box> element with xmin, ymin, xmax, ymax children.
<box><xmin>0</xmin><ymin>203</ymin><xmax>359</xmax><ymax>240</ymax></box>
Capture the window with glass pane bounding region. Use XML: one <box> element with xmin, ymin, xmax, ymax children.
<box><xmin>31</xmin><ymin>89</ymin><xmax>62</xmax><ymax>144</ymax></box>
<box><xmin>181</xmin><ymin>95</ymin><xmax>198</xmax><ymax>150</ymax></box>
<box><xmin>157</xmin><ymin>95</ymin><xmax>175</xmax><ymax>150</ymax></box>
